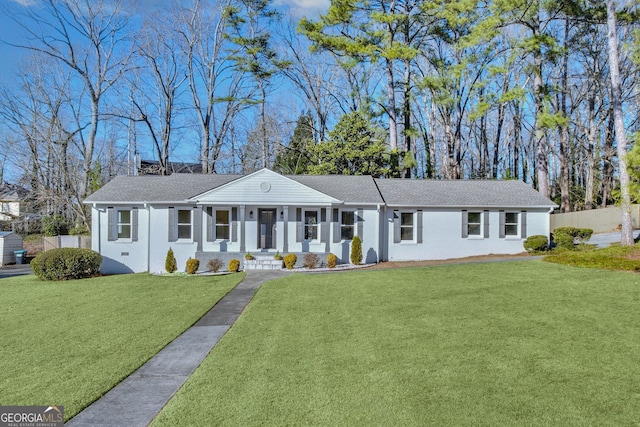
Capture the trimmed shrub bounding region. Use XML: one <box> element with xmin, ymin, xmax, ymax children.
<box><xmin>31</xmin><ymin>248</ymin><xmax>102</xmax><ymax>281</ymax></box>
<box><xmin>186</xmin><ymin>257</ymin><xmax>200</xmax><ymax>274</ymax></box>
<box><xmin>523</xmin><ymin>235</ymin><xmax>549</xmax><ymax>253</ymax></box>
<box><xmin>327</xmin><ymin>253</ymin><xmax>338</xmax><ymax>269</ymax></box>
<box><xmin>284</xmin><ymin>254</ymin><xmax>297</xmax><ymax>270</ymax></box>
<box><xmin>303</xmin><ymin>253</ymin><xmax>320</xmax><ymax>269</ymax></box>
<box><xmin>228</xmin><ymin>259</ymin><xmax>240</xmax><ymax>272</ymax></box>
<box><xmin>207</xmin><ymin>258</ymin><xmax>223</xmax><ymax>273</ymax></box>
<box><xmin>553</xmin><ymin>227</ymin><xmax>594</xmax><ymax>250</ymax></box>
<box><xmin>350</xmin><ymin>235</ymin><xmax>362</xmax><ymax>265</ymax></box>
<box><xmin>165</xmin><ymin>248</ymin><xmax>177</xmax><ymax>273</ymax></box>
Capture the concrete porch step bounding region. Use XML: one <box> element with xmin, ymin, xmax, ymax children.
<box><xmin>244</xmin><ymin>256</ymin><xmax>283</xmax><ymax>270</ymax></box>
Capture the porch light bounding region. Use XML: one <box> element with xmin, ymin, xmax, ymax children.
<box><xmin>249</xmin><ymin>210</ymin><xmax>253</xmax><ymax>219</ymax></box>
<box><xmin>280</xmin><ymin>211</ymin><xmax>284</xmax><ymax>219</ymax></box>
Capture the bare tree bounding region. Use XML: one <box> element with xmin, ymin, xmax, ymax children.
<box><xmin>7</xmin><ymin>0</ymin><xmax>133</xmax><ymax>199</ymax></box>
<box><xmin>176</xmin><ymin>0</ymin><xmax>253</xmax><ymax>173</ymax></box>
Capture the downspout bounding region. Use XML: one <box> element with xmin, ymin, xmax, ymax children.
<box><xmin>146</xmin><ymin>203</ymin><xmax>151</xmax><ymax>273</ymax></box>
<box><xmin>548</xmin><ymin>207</ymin><xmax>555</xmax><ymax>242</ymax></box>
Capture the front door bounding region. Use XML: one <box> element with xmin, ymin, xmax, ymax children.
<box><xmin>259</xmin><ymin>209</ymin><xmax>276</xmax><ymax>249</ymax></box>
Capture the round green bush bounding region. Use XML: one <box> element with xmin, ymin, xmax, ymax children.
<box><xmin>523</xmin><ymin>235</ymin><xmax>549</xmax><ymax>253</ymax></box>
<box><xmin>31</xmin><ymin>248</ymin><xmax>102</xmax><ymax>281</ymax></box>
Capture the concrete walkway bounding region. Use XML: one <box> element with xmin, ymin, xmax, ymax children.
<box><xmin>67</xmin><ymin>270</ymin><xmax>286</xmax><ymax>427</ymax></box>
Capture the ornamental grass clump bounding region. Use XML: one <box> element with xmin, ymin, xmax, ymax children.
<box><xmin>284</xmin><ymin>254</ymin><xmax>297</xmax><ymax>270</ymax></box>
<box><xmin>207</xmin><ymin>258</ymin><xmax>223</xmax><ymax>273</ymax></box>
<box><xmin>186</xmin><ymin>258</ymin><xmax>200</xmax><ymax>275</ymax></box>
<box><xmin>303</xmin><ymin>253</ymin><xmax>319</xmax><ymax>269</ymax></box>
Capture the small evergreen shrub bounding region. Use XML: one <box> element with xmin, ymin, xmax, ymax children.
<box><xmin>553</xmin><ymin>227</ymin><xmax>594</xmax><ymax>250</ymax></box>
<box><xmin>327</xmin><ymin>253</ymin><xmax>338</xmax><ymax>268</ymax></box>
<box><xmin>228</xmin><ymin>259</ymin><xmax>240</xmax><ymax>272</ymax></box>
<box><xmin>284</xmin><ymin>254</ymin><xmax>297</xmax><ymax>270</ymax></box>
<box><xmin>523</xmin><ymin>235</ymin><xmax>549</xmax><ymax>253</ymax></box>
<box><xmin>186</xmin><ymin>257</ymin><xmax>200</xmax><ymax>274</ymax></box>
<box><xmin>303</xmin><ymin>253</ymin><xmax>320</xmax><ymax>269</ymax></box>
<box><xmin>165</xmin><ymin>248</ymin><xmax>177</xmax><ymax>273</ymax></box>
<box><xmin>42</xmin><ymin>215</ymin><xmax>69</xmax><ymax>237</ymax></box>
<box><xmin>31</xmin><ymin>248</ymin><xmax>102</xmax><ymax>281</ymax></box>
<box><xmin>350</xmin><ymin>235</ymin><xmax>362</xmax><ymax>265</ymax></box>
<box><xmin>207</xmin><ymin>258</ymin><xmax>223</xmax><ymax>272</ymax></box>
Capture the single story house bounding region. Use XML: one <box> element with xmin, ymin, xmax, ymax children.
<box><xmin>83</xmin><ymin>168</ymin><xmax>556</xmax><ymax>274</ymax></box>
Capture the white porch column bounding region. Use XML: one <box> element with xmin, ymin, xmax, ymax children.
<box><xmin>240</xmin><ymin>205</ymin><xmax>246</xmax><ymax>253</ymax></box>
<box><xmin>282</xmin><ymin>205</ymin><xmax>288</xmax><ymax>252</ymax></box>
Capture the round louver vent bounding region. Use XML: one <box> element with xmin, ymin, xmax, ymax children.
<box><xmin>260</xmin><ymin>182</ymin><xmax>271</xmax><ymax>192</ymax></box>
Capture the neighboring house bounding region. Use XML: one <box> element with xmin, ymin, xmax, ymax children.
<box><xmin>84</xmin><ymin>168</ymin><xmax>556</xmax><ymax>274</ymax></box>
<box><xmin>0</xmin><ymin>184</ymin><xmax>24</xmax><ymax>221</ymax></box>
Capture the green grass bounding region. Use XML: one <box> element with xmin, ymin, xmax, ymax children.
<box><xmin>545</xmin><ymin>243</ymin><xmax>640</xmax><ymax>271</ymax></box>
<box><xmin>152</xmin><ymin>261</ymin><xmax>640</xmax><ymax>426</ymax></box>
<box><xmin>0</xmin><ymin>272</ymin><xmax>244</xmax><ymax>420</ymax></box>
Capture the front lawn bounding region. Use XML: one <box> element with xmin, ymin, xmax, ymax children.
<box><xmin>152</xmin><ymin>261</ymin><xmax>640</xmax><ymax>426</ymax></box>
<box><xmin>0</xmin><ymin>272</ymin><xmax>244</xmax><ymax>420</ymax></box>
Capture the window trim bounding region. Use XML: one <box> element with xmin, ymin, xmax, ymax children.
<box><xmin>214</xmin><ymin>208</ymin><xmax>231</xmax><ymax>241</ymax></box>
<box><xmin>176</xmin><ymin>209</ymin><xmax>193</xmax><ymax>241</ymax></box>
<box><xmin>504</xmin><ymin>211</ymin><xmax>519</xmax><ymax>238</ymax></box>
<box><xmin>467</xmin><ymin>211</ymin><xmax>482</xmax><ymax>237</ymax></box>
<box><xmin>116</xmin><ymin>208</ymin><xmax>132</xmax><ymax>240</ymax></box>
<box><xmin>303</xmin><ymin>208</ymin><xmax>320</xmax><ymax>241</ymax></box>
<box><xmin>340</xmin><ymin>209</ymin><xmax>356</xmax><ymax>241</ymax></box>
<box><xmin>400</xmin><ymin>211</ymin><xmax>415</xmax><ymax>242</ymax></box>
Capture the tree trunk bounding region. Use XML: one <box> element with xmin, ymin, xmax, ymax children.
<box><xmin>584</xmin><ymin>95</ymin><xmax>596</xmax><ymax>209</ymax></box>
<box><xmin>606</xmin><ymin>0</ymin><xmax>634</xmax><ymax>246</ymax></box>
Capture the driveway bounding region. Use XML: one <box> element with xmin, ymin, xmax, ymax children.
<box><xmin>0</xmin><ymin>263</ymin><xmax>33</xmax><ymax>279</ymax></box>
<box><xmin>589</xmin><ymin>230</ymin><xmax>640</xmax><ymax>248</ymax></box>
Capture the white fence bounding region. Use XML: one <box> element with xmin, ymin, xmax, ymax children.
<box><xmin>550</xmin><ymin>205</ymin><xmax>640</xmax><ymax>233</ymax></box>
<box><xmin>43</xmin><ymin>235</ymin><xmax>91</xmax><ymax>251</ymax></box>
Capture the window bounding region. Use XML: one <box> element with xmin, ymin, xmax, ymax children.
<box><xmin>177</xmin><ymin>209</ymin><xmax>192</xmax><ymax>239</ymax></box>
<box><xmin>216</xmin><ymin>210</ymin><xmax>230</xmax><ymax>240</ymax></box>
<box><xmin>341</xmin><ymin>211</ymin><xmax>355</xmax><ymax>240</ymax></box>
<box><xmin>401</xmin><ymin>212</ymin><xmax>414</xmax><ymax>241</ymax></box>
<box><xmin>505</xmin><ymin>212</ymin><xmax>519</xmax><ymax>236</ymax></box>
<box><xmin>467</xmin><ymin>212</ymin><xmax>482</xmax><ymax>236</ymax></box>
<box><xmin>1</xmin><ymin>202</ymin><xmax>8</xmax><ymax>213</ymax></box>
<box><xmin>304</xmin><ymin>210</ymin><xmax>318</xmax><ymax>240</ymax></box>
<box><xmin>117</xmin><ymin>209</ymin><xmax>131</xmax><ymax>239</ymax></box>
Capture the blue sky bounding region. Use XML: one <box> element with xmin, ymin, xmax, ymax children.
<box><xmin>0</xmin><ymin>0</ymin><xmax>329</xmax><ymax>82</ymax></box>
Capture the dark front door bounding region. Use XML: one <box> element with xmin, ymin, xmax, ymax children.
<box><xmin>259</xmin><ymin>209</ymin><xmax>276</xmax><ymax>249</ymax></box>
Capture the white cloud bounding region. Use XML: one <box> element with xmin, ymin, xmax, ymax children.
<box><xmin>275</xmin><ymin>0</ymin><xmax>330</xmax><ymax>17</ymax></box>
<box><xmin>7</xmin><ymin>0</ymin><xmax>37</xmax><ymax>6</ymax></box>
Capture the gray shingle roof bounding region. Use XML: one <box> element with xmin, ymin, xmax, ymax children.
<box><xmin>84</xmin><ymin>171</ymin><xmax>555</xmax><ymax>209</ymax></box>
<box><xmin>374</xmin><ymin>178</ymin><xmax>556</xmax><ymax>208</ymax></box>
<box><xmin>290</xmin><ymin>175</ymin><xmax>384</xmax><ymax>204</ymax></box>
<box><xmin>84</xmin><ymin>174</ymin><xmax>238</xmax><ymax>203</ymax></box>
